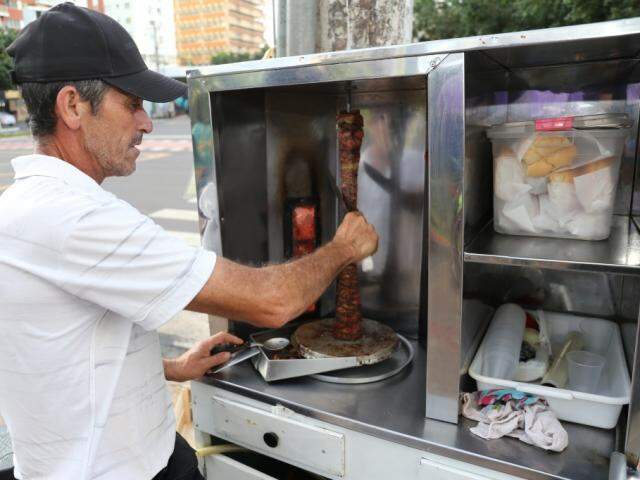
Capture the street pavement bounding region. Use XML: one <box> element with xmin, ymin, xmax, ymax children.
<box><xmin>0</xmin><ymin>115</ymin><xmax>211</xmax><ymax>358</ymax></box>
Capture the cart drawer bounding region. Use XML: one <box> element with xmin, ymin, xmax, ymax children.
<box><xmin>205</xmin><ymin>454</ymin><xmax>278</xmax><ymax>480</ymax></box>
<box><xmin>207</xmin><ymin>395</ymin><xmax>345</xmax><ymax>478</ymax></box>
<box><xmin>419</xmin><ymin>455</ymin><xmax>522</xmax><ymax>480</ymax></box>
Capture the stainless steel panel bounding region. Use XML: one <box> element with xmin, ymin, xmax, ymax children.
<box><xmin>262</xmin><ymin>83</ymin><xmax>428</xmax><ymax>329</ymax></box>
<box><xmin>264</xmin><ymin>91</ymin><xmax>338</xmax><ymax>261</ymax></box>
<box><xmin>464</xmin><ymin>51</ymin><xmax>509</xmax><ymax>244</ymax></box>
<box><xmin>426</xmin><ymin>53</ymin><xmax>465</xmax><ymax>423</ymax></box>
<box><xmin>465</xmin><ymin>216</ymin><xmax>640</xmax><ymax>275</ymax></box>
<box><xmin>188</xmin><ymin>18</ymin><xmax>640</xmax><ymax>81</ymax></box>
<box><xmin>211</xmin><ymin>91</ymin><xmax>268</xmax><ymax>265</ymax></box>
<box><xmin>355</xmin><ymin>88</ymin><xmax>427</xmax><ymax>336</ymax></box>
<box><xmin>189</xmin><ymin>77</ymin><xmax>228</xmax><ymax>334</ymax></box>
<box><xmin>189</xmin><ymin>55</ymin><xmax>443</xmax><ymax>93</ymax></box>
<box><xmin>463</xmin><ymin>262</ymin><xmax>619</xmax><ymax>319</ymax></box>
<box><xmin>627</xmin><ymin>316</ymin><xmax>640</xmax><ymax>466</ymax></box>
<box><xmin>196</xmin><ymin>340</ymin><xmax>615</xmax><ymax>480</ymax></box>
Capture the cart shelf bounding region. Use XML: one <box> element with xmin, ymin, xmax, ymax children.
<box><xmin>464</xmin><ymin>215</ymin><xmax>640</xmax><ymax>275</ymax></box>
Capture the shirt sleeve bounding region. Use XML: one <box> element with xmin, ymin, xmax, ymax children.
<box><xmin>56</xmin><ymin>197</ymin><xmax>216</xmax><ymax>330</ymax></box>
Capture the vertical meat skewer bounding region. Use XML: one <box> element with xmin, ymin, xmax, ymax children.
<box><xmin>333</xmin><ymin>109</ymin><xmax>364</xmax><ymax>341</ymax></box>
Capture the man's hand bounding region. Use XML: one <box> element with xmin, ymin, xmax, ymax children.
<box><xmin>163</xmin><ymin>332</ymin><xmax>243</xmax><ymax>382</ymax></box>
<box><xmin>332</xmin><ymin>211</ymin><xmax>379</xmax><ymax>263</ymax></box>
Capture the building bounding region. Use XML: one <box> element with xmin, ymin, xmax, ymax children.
<box><xmin>0</xmin><ymin>1</ymin><xmax>104</xmax><ymax>30</ymax></box>
<box><xmin>0</xmin><ymin>1</ymin><xmax>22</xmax><ymax>29</ymax></box>
<box><xmin>174</xmin><ymin>0</ymin><xmax>265</xmax><ymax>66</ymax></box>
<box><xmin>103</xmin><ymin>0</ymin><xmax>178</xmax><ymax>68</ymax></box>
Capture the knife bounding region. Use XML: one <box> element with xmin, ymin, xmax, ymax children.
<box><xmin>323</xmin><ymin>166</ymin><xmax>374</xmax><ymax>272</ymax></box>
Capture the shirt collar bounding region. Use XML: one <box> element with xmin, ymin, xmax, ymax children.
<box><xmin>12</xmin><ymin>154</ymin><xmax>104</xmax><ymax>195</ymax></box>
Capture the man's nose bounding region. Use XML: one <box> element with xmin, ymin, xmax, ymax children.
<box><xmin>137</xmin><ymin>108</ymin><xmax>153</xmax><ymax>134</ymax></box>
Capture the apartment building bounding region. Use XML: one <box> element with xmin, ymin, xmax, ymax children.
<box><xmin>174</xmin><ymin>0</ymin><xmax>265</xmax><ymax>65</ymax></box>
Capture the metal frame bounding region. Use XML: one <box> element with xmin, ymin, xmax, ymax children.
<box><xmin>188</xmin><ymin>17</ymin><xmax>640</xmax><ymax>478</ymax></box>
<box><xmin>425</xmin><ymin>53</ymin><xmax>465</xmax><ymax>422</ymax></box>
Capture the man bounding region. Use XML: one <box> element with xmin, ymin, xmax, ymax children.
<box><xmin>1</xmin><ymin>3</ymin><xmax>378</xmax><ymax>480</ymax></box>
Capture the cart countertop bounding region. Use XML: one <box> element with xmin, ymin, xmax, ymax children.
<box><xmin>196</xmin><ymin>340</ymin><xmax>615</xmax><ymax>480</ymax></box>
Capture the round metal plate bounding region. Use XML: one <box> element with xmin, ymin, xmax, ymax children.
<box><xmin>291</xmin><ymin>318</ymin><xmax>398</xmax><ymax>365</ymax></box>
<box><xmin>311</xmin><ymin>334</ymin><xmax>414</xmax><ymax>384</ymax></box>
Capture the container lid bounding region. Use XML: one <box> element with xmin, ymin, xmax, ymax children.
<box><xmin>488</xmin><ymin>113</ymin><xmax>631</xmax><ymax>137</ymax></box>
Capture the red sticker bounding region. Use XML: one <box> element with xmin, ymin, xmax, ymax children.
<box><xmin>535</xmin><ymin>116</ymin><xmax>574</xmax><ymax>131</ymax></box>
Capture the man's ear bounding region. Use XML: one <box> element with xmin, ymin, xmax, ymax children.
<box><xmin>55</xmin><ymin>86</ymin><xmax>91</xmax><ymax>131</ymax></box>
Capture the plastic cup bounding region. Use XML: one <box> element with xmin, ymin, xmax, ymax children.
<box><xmin>580</xmin><ymin>320</ymin><xmax>613</xmax><ymax>357</ymax></box>
<box><xmin>566</xmin><ymin>350</ymin><xmax>605</xmax><ymax>394</ymax></box>
<box><xmin>483</xmin><ymin>350</ymin><xmax>518</xmax><ymax>380</ymax></box>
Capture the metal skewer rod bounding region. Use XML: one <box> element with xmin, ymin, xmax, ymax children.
<box><xmin>346</xmin><ymin>81</ymin><xmax>352</xmax><ymax>112</ymax></box>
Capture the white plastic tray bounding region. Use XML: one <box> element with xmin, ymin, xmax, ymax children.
<box><xmin>469</xmin><ymin>311</ymin><xmax>630</xmax><ymax>429</ymax></box>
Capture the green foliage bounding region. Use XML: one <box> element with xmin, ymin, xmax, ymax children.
<box><xmin>0</xmin><ymin>29</ymin><xmax>19</xmax><ymax>91</ymax></box>
<box><xmin>209</xmin><ymin>45</ymin><xmax>269</xmax><ymax>65</ymax></box>
<box><xmin>413</xmin><ymin>0</ymin><xmax>640</xmax><ymax>41</ymax></box>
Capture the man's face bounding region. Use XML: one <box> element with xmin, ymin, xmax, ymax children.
<box><xmin>82</xmin><ymin>87</ymin><xmax>153</xmax><ymax>178</ymax></box>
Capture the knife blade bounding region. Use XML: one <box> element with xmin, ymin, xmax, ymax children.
<box><xmin>212</xmin><ymin>346</ymin><xmax>262</xmax><ymax>373</ymax></box>
<box><xmin>323</xmin><ymin>166</ymin><xmax>348</xmax><ymax>220</ymax></box>
<box><xmin>323</xmin><ymin>165</ymin><xmax>374</xmax><ymax>273</ymax></box>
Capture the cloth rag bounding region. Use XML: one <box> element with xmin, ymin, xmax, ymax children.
<box><xmin>461</xmin><ymin>389</ymin><xmax>568</xmax><ymax>452</ymax></box>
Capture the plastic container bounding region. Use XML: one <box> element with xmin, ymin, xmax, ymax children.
<box><xmin>566</xmin><ymin>350</ymin><xmax>605</xmax><ymax>394</ymax></box>
<box><xmin>487</xmin><ymin>113</ymin><xmax>631</xmax><ymax>240</ymax></box>
<box><xmin>480</xmin><ymin>304</ymin><xmax>526</xmax><ymax>380</ymax></box>
<box><xmin>469</xmin><ymin>311</ymin><xmax>630</xmax><ymax>429</ymax></box>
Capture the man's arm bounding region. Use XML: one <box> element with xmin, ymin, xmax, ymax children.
<box><xmin>186</xmin><ymin>211</ymin><xmax>378</xmax><ymax>328</ymax></box>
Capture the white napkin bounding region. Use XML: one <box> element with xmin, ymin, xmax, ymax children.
<box><xmin>495</xmin><ymin>151</ymin><xmax>531</xmax><ymax>202</ymax></box>
<box><xmin>533</xmin><ymin>195</ymin><xmax>561</xmax><ymax>233</ymax></box>
<box><xmin>566</xmin><ymin>212</ymin><xmax>610</xmax><ymax>240</ymax></box>
<box><xmin>548</xmin><ymin>181</ymin><xmax>581</xmax><ymax>221</ymax></box>
<box><xmin>501</xmin><ymin>194</ymin><xmax>539</xmax><ymax>233</ymax></box>
<box><xmin>574</xmin><ymin>165</ymin><xmax>616</xmax><ymax>214</ymax></box>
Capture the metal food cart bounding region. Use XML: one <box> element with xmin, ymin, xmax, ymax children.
<box><xmin>187</xmin><ymin>18</ymin><xmax>640</xmax><ymax>480</ymax></box>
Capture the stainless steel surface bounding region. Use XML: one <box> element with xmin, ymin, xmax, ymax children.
<box><xmin>247</xmin><ymin>327</ymin><xmax>362</xmax><ymax>382</ymax></box>
<box><xmin>626</xmin><ymin>308</ymin><xmax>640</xmax><ymax>463</ymax></box>
<box><xmin>187</xmin><ymin>18</ymin><xmax>640</xmax><ymax>81</ymax></box>
<box><xmin>465</xmin><ymin>216</ymin><xmax>640</xmax><ymax>275</ymax></box>
<box><xmin>189</xmin><ymin>54</ymin><xmax>443</xmax><ymax>93</ymax></box>
<box><xmin>292</xmin><ymin>318</ymin><xmax>398</xmax><ymax>364</ymax></box>
<box><xmin>197</xmin><ymin>340</ymin><xmax>615</xmax><ymax>480</ymax></box>
<box><xmin>260</xmin><ymin>338</ymin><xmax>290</xmax><ymax>351</ymax></box>
<box><xmin>310</xmin><ymin>333</ymin><xmax>414</xmax><ymax>384</ymax></box>
<box><xmin>464</xmin><ymin>263</ymin><xmax>625</xmax><ymax>319</ymax></box>
<box><xmin>426</xmin><ymin>53</ymin><xmax>465</xmax><ymax>423</ymax></box>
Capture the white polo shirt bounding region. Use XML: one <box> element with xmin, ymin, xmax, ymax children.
<box><xmin>0</xmin><ymin>154</ymin><xmax>216</xmax><ymax>479</ymax></box>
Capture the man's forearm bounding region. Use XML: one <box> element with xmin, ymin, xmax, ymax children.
<box><xmin>260</xmin><ymin>240</ymin><xmax>354</xmax><ymax>321</ymax></box>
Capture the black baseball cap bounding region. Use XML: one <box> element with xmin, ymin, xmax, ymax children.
<box><xmin>7</xmin><ymin>2</ymin><xmax>186</xmax><ymax>102</ymax></box>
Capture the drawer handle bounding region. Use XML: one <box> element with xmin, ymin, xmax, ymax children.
<box><xmin>263</xmin><ymin>432</ymin><xmax>279</xmax><ymax>448</ymax></box>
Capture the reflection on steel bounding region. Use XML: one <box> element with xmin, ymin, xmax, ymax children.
<box><xmin>465</xmin><ymin>216</ymin><xmax>640</xmax><ymax>275</ymax></box>
<box><xmin>426</xmin><ymin>53</ymin><xmax>465</xmax><ymax>424</ymax></box>
<box><xmin>310</xmin><ymin>334</ymin><xmax>414</xmax><ymax>384</ymax></box>
<box><xmin>292</xmin><ymin>318</ymin><xmax>398</xmax><ymax>364</ymax></box>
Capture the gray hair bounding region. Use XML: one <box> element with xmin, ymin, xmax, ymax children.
<box><xmin>20</xmin><ymin>79</ymin><xmax>109</xmax><ymax>139</ymax></box>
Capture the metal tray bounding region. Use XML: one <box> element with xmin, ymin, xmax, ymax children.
<box><xmin>249</xmin><ymin>324</ymin><xmax>413</xmax><ymax>383</ymax></box>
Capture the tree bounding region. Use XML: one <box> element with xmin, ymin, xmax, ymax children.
<box><xmin>0</xmin><ymin>29</ymin><xmax>19</xmax><ymax>91</ymax></box>
<box><xmin>413</xmin><ymin>0</ymin><xmax>640</xmax><ymax>41</ymax></box>
<box><xmin>209</xmin><ymin>46</ymin><xmax>268</xmax><ymax>65</ymax></box>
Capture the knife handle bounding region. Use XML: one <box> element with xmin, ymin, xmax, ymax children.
<box><xmin>210</xmin><ymin>342</ymin><xmax>246</xmax><ymax>356</ymax></box>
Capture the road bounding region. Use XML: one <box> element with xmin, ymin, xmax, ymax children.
<box><xmin>0</xmin><ymin>115</ymin><xmax>210</xmax><ymax>357</ymax></box>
